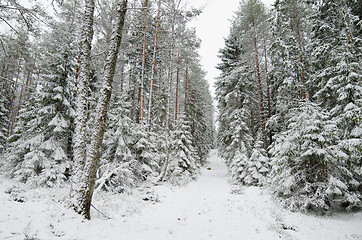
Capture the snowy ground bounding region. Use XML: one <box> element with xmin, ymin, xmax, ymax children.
<box><xmin>1</xmin><ymin>150</ymin><xmax>361</xmax><ymax>240</ymax></box>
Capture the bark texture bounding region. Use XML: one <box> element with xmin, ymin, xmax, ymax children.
<box><xmin>73</xmin><ymin>0</ymin><xmax>95</xmax><ymax>177</ymax></box>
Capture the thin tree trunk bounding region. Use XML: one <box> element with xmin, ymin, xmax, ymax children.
<box><xmin>7</xmin><ymin>55</ymin><xmax>18</xmax><ymax>99</ymax></box>
<box><xmin>295</xmin><ymin>16</ymin><xmax>307</xmax><ymax>100</ymax></box>
<box><xmin>72</xmin><ymin>0</ymin><xmax>95</xmax><ymax>203</ymax></box>
<box><xmin>166</xmin><ymin>65</ymin><xmax>173</xmax><ymax>129</ymax></box>
<box><xmin>147</xmin><ymin>0</ymin><xmax>161</xmax><ymax>131</ymax></box>
<box><xmin>174</xmin><ymin>51</ymin><xmax>180</xmax><ymax>122</ymax></box>
<box><xmin>8</xmin><ymin>57</ymin><xmax>21</xmax><ymax>135</ymax></box>
<box><xmin>25</xmin><ymin>54</ymin><xmax>37</xmax><ymax>101</ymax></box>
<box><xmin>192</xmin><ymin>88</ymin><xmax>196</xmax><ymax>137</ymax></box>
<box><xmin>263</xmin><ymin>39</ymin><xmax>272</xmax><ymax>145</ymax></box>
<box><xmin>263</xmin><ymin>40</ymin><xmax>271</xmax><ymax>119</ymax></box>
<box><xmin>15</xmin><ymin>69</ymin><xmax>31</xmax><ymax>119</ymax></box>
<box><xmin>158</xmin><ymin>136</ymin><xmax>170</xmax><ymax>181</ymax></box>
<box><xmin>139</xmin><ymin>0</ymin><xmax>148</xmax><ymax>123</ymax></box>
<box><xmin>73</xmin><ymin>54</ymin><xmax>81</xmax><ymax>100</ymax></box>
<box><xmin>253</xmin><ymin>34</ymin><xmax>264</xmax><ymax>131</ymax></box>
<box><xmin>77</xmin><ymin>0</ymin><xmax>127</xmax><ymax>220</ymax></box>
<box><xmin>130</xmin><ymin>68</ymin><xmax>137</xmax><ymax>120</ymax></box>
<box><xmin>119</xmin><ymin>60</ymin><xmax>124</xmax><ymax>94</ymax></box>
<box><xmin>166</xmin><ymin>11</ymin><xmax>176</xmax><ymax>129</ymax></box>
<box><xmin>184</xmin><ymin>67</ymin><xmax>188</xmax><ymax>118</ymax></box>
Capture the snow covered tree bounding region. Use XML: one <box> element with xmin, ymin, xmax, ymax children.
<box><xmin>216</xmin><ymin>1</ymin><xmax>270</xmax><ymax>186</ymax></box>
<box><xmin>247</xmin><ymin>138</ymin><xmax>269</xmax><ymax>186</ymax></box>
<box><xmin>308</xmin><ymin>0</ymin><xmax>362</xmax><ymax>204</ymax></box>
<box><xmin>132</xmin><ymin>124</ymin><xmax>163</xmax><ymax>179</ymax></box>
<box><xmin>270</xmin><ymin>102</ymin><xmax>361</xmax><ymax>211</ymax></box>
<box><xmin>267</xmin><ymin>0</ymin><xmax>312</xmax><ymax>135</ymax></box>
<box><xmin>4</xmin><ymin>1</ymin><xmax>79</xmax><ymax>186</ymax></box>
<box><xmin>225</xmin><ymin>107</ymin><xmax>253</xmax><ymax>185</ymax></box>
<box><xmin>96</xmin><ymin>96</ymin><xmax>137</xmax><ymax>192</ymax></box>
<box><xmin>164</xmin><ymin>120</ymin><xmax>199</xmax><ymax>185</ymax></box>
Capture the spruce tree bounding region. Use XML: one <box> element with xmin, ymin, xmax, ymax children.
<box><xmin>308</xmin><ymin>0</ymin><xmax>362</xmax><ymax>203</ymax></box>
<box><xmin>270</xmin><ymin>102</ymin><xmax>361</xmax><ymax>211</ymax></box>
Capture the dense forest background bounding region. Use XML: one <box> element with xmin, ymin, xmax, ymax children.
<box><xmin>216</xmin><ymin>0</ymin><xmax>361</xmax><ymax>211</ymax></box>
<box><xmin>0</xmin><ymin>0</ymin><xmax>215</xmax><ymax>218</ymax></box>
<box><xmin>0</xmin><ymin>0</ymin><xmax>361</xmax><ymax>219</ymax></box>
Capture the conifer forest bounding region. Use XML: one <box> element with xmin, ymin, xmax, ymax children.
<box><xmin>0</xmin><ymin>0</ymin><xmax>361</xmax><ymax>239</ymax></box>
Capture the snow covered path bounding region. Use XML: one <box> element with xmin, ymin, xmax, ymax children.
<box><xmin>121</xmin><ymin>149</ymin><xmax>281</xmax><ymax>240</ymax></box>
<box><xmin>1</xmin><ymin>149</ymin><xmax>362</xmax><ymax>240</ymax></box>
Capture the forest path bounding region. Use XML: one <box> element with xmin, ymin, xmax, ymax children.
<box><xmin>1</xmin><ymin>150</ymin><xmax>361</xmax><ymax>240</ymax></box>
<box><xmin>120</xmin><ymin>149</ymin><xmax>281</xmax><ymax>239</ymax></box>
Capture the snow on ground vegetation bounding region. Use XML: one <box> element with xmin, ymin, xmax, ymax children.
<box><xmin>0</xmin><ymin>150</ymin><xmax>361</xmax><ymax>240</ymax></box>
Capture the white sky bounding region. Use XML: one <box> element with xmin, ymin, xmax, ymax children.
<box><xmin>188</xmin><ymin>0</ymin><xmax>274</xmax><ymax>98</ymax></box>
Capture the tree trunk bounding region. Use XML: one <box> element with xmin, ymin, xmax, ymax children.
<box><xmin>166</xmin><ymin>64</ymin><xmax>173</xmax><ymax>129</ymax></box>
<box><xmin>130</xmin><ymin>69</ymin><xmax>137</xmax><ymax>120</ymax></box>
<box><xmin>147</xmin><ymin>0</ymin><xmax>161</xmax><ymax>131</ymax></box>
<box><xmin>174</xmin><ymin>51</ymin><xmax>180</xmax><ymax>122</ymax></box>
<box><xmin>184</xmin><ymin>67</ymin><xmax>188</xmax><ymax>119</ymax></box>
<box><xmin>263</xmin><ymin>39</ymin><xmax>272</xmax><ymax>145</ymax></box>
<box><xmin>192</xmin><ymin>88</ymin><xmax>196</xmax><ymax>137</ymax></box>
<box><xmin>253</xmin><ymin>35</ymin><xmax>264</xmax><ymax>131</ymax></box>
<box><xmin>72</xmin><ymin>0</ymin><xmax>95</xmax><ymax>206</ymax></box>
<box><xmin>119</xmin><ymin>60</ymin><xmax>124</xmax><ymax>94</ymax></box>
<box><xmin>15</xmin><ymin>67</ymin><xmax>32</xmax><ymax>122</ymax></box>
<box><xmin>25</xmin><ymin>54</ymin><xmax>37</xmax><ymax>101</ymax></box>
<box><xmin>139</xmin><ymin>0</ymin><xmax>148</xmax><ymax>124</ymax></box>
<box><xmin>8</xmin><ymin>57</ymin><xmax>21</xmax><ymax>135</ymax></box>
<box><xmin>295</xmin><ymin>15</ymin><xmax>307</xmax><ymax>100</ymax></box>
<box><xmin>77</xmin><ymin>0</ymin><xmax>128</xmax><ymax>220</ymax></box>
<box><xmin>158</xmin><ymin>136</ymin><xmax>170</xmax><ymax>182</ymax></box>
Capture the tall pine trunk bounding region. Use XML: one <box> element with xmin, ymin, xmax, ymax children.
<box><xmin>184</xmin><ymin>67</ymin><xmax>188</xmax><ymax>118</ymax></box>
<box><xmin>295</xmin><ymin>15</ymin><xmax>307</xmax><ymax>100</ymax></box>
<box><xmin>147</xmin><ymin>0</ymin><xmax>161</xmax><ymax>130</ymax></box>
<box><xmin>253</xmin><ymin>35</ymin><xmax>264</xmax><ymax>131</ymax></box>
<box><xmin>139</xmin><ymin>0</ymin><xmax>148</xmax><ymax>123</ymax></box>
<box><xmin>174</xmin><ymin>51</ymin><xmax>180</xmax><ymax>122</ymax></box>
<box><xmin>263</xmin><ymin>39</ymin><xmax>272</xmax><ymax>145</ymax></box>
<box><xmin>77</xmin><ymin>0</ymin><xmax>128</xmax><ymax>220</ymax></box>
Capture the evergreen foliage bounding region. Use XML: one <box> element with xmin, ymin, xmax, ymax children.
<box><xmin>4</xmin><ymin>1</ymin><xmax>78</xmax><ymax>186</ymax></box>
<box><xmin>216</xmin><ymin>0</ymin><xmax>361</xmax><ymax>211</ymax></box>
<box><xmin>270</xmin><ymin>102</ymin><xmax>360</xmax><ymax>211</ymax></box>
<box><xmin>166</xmin><ymin>120</ymin><xmax>199</xmax><ymax>185</ymax></box>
